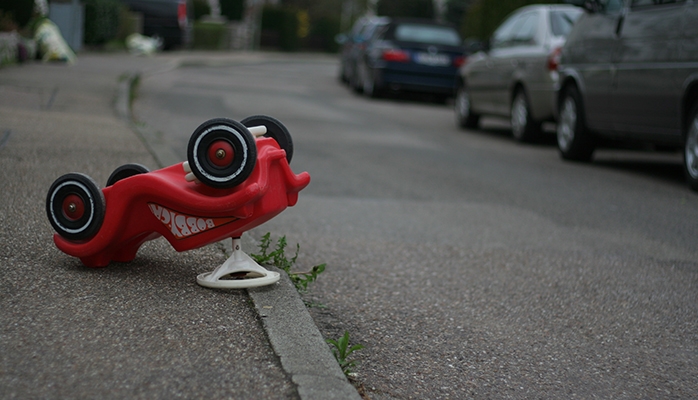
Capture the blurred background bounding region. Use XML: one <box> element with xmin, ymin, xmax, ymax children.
<box><xmin>0</xmin><ymin>0</ymin><xmax>565</xmax><ymax>62</ymax></box>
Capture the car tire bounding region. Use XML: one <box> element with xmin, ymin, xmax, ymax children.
<box><xmin>362</xmin><ymin>68</ymin><xmax>383</xmax><ymax>99</ymax></box>
<box><xmin>557</xmin><ymin>85</ymin><xmax>595</xmax><ymax>162</ymax></box>
<box><xmin>511</xmin><ymin>89</ymin><xmax>541</xmax><ymax>143</ymax></box>
<box><xmin>46</xmin><ymin>173</ymin><xmax>105</xmax><ymax>241</ymax></box>
<box><xmin>187</xmin><ymin>118</ymin><xmax>257</xmax><ymax>189</ymax></box>
<box><xmin>684</xmin><ymin>103</ymin><xmax>698</xmax><ymax>191</ymax></box>
<box><xmin>106</xmin><ymin>163</ymin><xmax>150</xmax><ymax>187</ymax></box>
<box><xmin>241</xmin><ymin>115</ymin><xmax>294</xmax><ymax>164</ymax></box>
<box><xmin>455</xmin><ymin>85</ymin><xmax>480</xmax><ymax>129</ymax></box>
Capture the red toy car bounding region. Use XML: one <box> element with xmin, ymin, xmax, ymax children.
<box><xmin>46</xmin><ymin>115</ymin><xmax>310</xmax><ymax>288</ymax></box>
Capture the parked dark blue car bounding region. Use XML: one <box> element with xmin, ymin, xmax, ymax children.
<box><xmin>354</xmin><ymin>18</ymin><xmax>466</xmax><ymax>100</ymax></box>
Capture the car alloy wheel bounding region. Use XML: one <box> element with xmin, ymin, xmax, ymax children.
<box><xmin>684</xmin><ymin>104</ymin><xmax>698</xmax><ymax>191</ymax></box>
<box><xmin>187</xmin><ymin>118</ymin><xmax>257</xmax><ymax>189</ymax></box>
<box><xmin>511</xmin><ymin>90</ymin><xmax>540</xmax><ymax>143</ymax></box>
<box><xmin>46</xmin><ymin>173</ymin><xmax>105</xmax><ymax>241</ymax></box>
<box><xmin>455</xmin><ymin>86</ymin><xmax>480</xmax><ymax>129</ymax></box>
<box><xmin>556</xmin><ymin>85</ymin><xmax>594</xmax><ymax>162</ymax></box>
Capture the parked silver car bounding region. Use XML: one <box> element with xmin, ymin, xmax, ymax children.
<box><xmin>455</xmin><ymin>4</ymin><xmax>582</xmax><ymax>142</ymax></box>
<box><xmin>556</xmin><ymin>0</ymin><xmax>698</xmax><ymax>191</ymax></box>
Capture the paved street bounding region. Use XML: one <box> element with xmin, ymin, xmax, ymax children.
<box><xmin>132</xmin><ymin>52</ymin><xmax>698</xmax><ymax>399</ymax></box>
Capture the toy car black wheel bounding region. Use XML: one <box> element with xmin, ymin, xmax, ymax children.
<box><xmin>241</xmin><ymin>114</ymin><xmax>294</xmax><ymax>163</ymax></box>
<box><xmin>46</xmin><ymin>173</ymin><xmax>105</xmax><ymax>241</ymax></box>
<box><xmin>187</xmin><ymin>118</ymin><xmax>257</xmax><ymax>189</ymax></box>
<box><xmin>106</xmin><ymin>163</ymin><xmax>150</xmax><ymax>186</ymax></box>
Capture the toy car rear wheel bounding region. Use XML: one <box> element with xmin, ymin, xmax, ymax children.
<box><xmin>241</xmin><ymin>115</ymin><xmax>294</xmax><ymax>163</ymax></box>
<box><xmin>46</xmin><ymin>173</ymin><xmax>105</xmax><ymax>241</ymax></box>
<box><xmin>106</xmin><ymin>163</ymin><xmax>150</xmax><ymax>186</ymax></box>
<box><xmin>187</xmin><ymin>118</ymin><xmax>257</xmax><ymax>189</ymax></box>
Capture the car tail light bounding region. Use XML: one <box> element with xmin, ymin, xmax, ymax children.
<box><xmin>178</xmin><ymin>0</ymin><xmax>188</xmax><ymax>29</ymax></box>
<box><xmin>453</xmin><ymin>56</ymin><xmax>466</xmax><ymax>68</ymax></box>
<box><xmin>382</xmin><ymin>49</ymin><xmax>410</xmax><ymax>62</ymax></box>
<box><xmin>547</xmin><ymin>47</ymin><xmax>562</xmax><ymax>71</ymax></box>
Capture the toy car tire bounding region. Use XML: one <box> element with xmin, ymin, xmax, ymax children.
<box><xmin>241</xmin><ymin>114</ymin><xmax>294</xmax><ymax>163</ymax></box>
<box><xmin>187</xmin><ymin>118</ymin><xmax>257</xmax><ymax>189</ymax></box>
<box><xmin>46</xmin><ymin>173</ymin><xmax>105</xmax><ymax>241</ymax></box>
<box><xmin>106</xmin><ymin>163</ymin><xmax>150</xmax><ymax>186</ymax></box>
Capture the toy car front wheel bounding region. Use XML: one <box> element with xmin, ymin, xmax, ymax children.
<box><xmin>187</xmin><ymin>118</ymin><xmax>257</xmax><ymax>189</ymax></box>
<box><xmin>241</xmin><ymin>115</ymin><xmax>294</xmax><ymax>163</ymax></box>
<box><xmin>106</xmin><ymin>163</ymin><xmax>150</xmax><ymax>186</ymax></box>
<box><xmin>46</xmin><ymin>173</ymin><xmax>105</xmax><ymax>241</ymax></box>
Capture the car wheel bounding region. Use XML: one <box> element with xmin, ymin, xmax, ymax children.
<box><xmin>187</xmin><ymin>118</ymin><xmax>257</xmax><ymax>189</ymax></box>
<box><xmin>106</xmin><ymin>163</ymin><xmax>150</xmax><ymax>187</ymax></box>
<box><xmin>511</xmin><ymin>89</ymin><xmax>541</xmax><ymax>143</ymax></box>
<box><xmin>46</xmin><ymin>173</ymin><xmax>105</xmax><ymax>241</ymax></box>
<box><xmin>684</xmin><ymin>103</ymin><xmax>698</xmax><ymax>191</ymax></box>
<box><xmin>241</xmin><ymin>115</ymin><xmax>293</xmax><ymax>164</ymax></box>
<box><xmin>557</xmin><ymin>85</ymin><xmax>594</xmax><ymax>162</ymax></box>
<box><xmin>362</xmin><ymin>68</ymin><xmax>382</xmax><ymax>98</ymax></box>
<box><xmin>455</xmin><ymin>85</ymin><xmax>480</xmax><ymax>129</ymax></box>
<box><xmin>351</xmin><ymin>63</ymin><xmax>364</xmax><ymax>93</ymax></box>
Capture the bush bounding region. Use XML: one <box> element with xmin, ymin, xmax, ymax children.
<box><xmin>84</xmin><ymin>0</ymin><xmax>122</xmax><ymax>45</ymax></box>
<box><xmin>261</xmin><ymin>6</ymin><xmax>299</xmax><ymax>52</ymax></box>
<box><xmin>309</xmin><ymin>15</ymin><xmax>340</xmax><ymax>53</ymax></box>
<box><xmin>220</xmin><ymin>0</ymin><xmax>244</xmax><ymax>21</ymax></box>
<box><xmin>376</xmin><ymin>0</ymin><xmax>435</xmax><ymax>18</ymax></box>
<box><xmin>192</xmin><ymin>0</ymin><xmax>211</xmax><ymax>21</ymax></box>
<box><xmin>192</xmin><ymin>21</ymin><xmax>227</xmax><ymax>49</ymax></box>
<box><xmin>0</xmin><ymin>0</ymin><xmax>34</xmax><ymax>30</ymax></box>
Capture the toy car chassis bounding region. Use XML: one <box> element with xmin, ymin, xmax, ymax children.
<box><xmin>46</xmin><ymin>115</ymin><xmax>310</xmax><ymax>289</ymax></box>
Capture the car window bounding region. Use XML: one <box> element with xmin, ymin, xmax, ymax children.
<box><xmin>492</xmin><ymin>13</ymin><xmax>524</xmax><ymax>48</ymax></box>
<box><xmin>512</xmin><ymin>12</ymin><xmax>539</xmax><ymax>44</ymax></box>
<box><xmin>550</xmin><ymin>9</ymin><xmax>582</xmax><ymax>37</ymax></box>
<box><xmin>631</xmin><ymin>0</ymin><xmax>685</xmax><ymax>7</ymax></box>
<box><xmin>393</xmin><ymin>24</ymin><xmax>461</xmax><ymax>46</ymax></box>
<box><xmin>599</xmin><ymin>0</ymin><xmax>624</xmax><ymax>13</ymax></box>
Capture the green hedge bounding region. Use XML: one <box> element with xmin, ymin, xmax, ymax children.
<box><xmin>192</xmin><ymin>21</ymin><xmax>227</xmax><ymax>49</ymax></box>
<box><xmin>84</xmin><ymin>0</ymin><xmax>122</xmax><ymax>45</ymax></box>
<box><xmin>0</xmin><ymin>0</ymin><xmax>34</xmax><ymax>29</ymax></box>
<box><xmin>220</xmin><ymin>0</ymin><xmax>244</xmax><ymax>21</ymax></box>
<box><xmin>261</xmin><ymin>6</ymin><xmax>299</xmax><ymax>52</ymax></box>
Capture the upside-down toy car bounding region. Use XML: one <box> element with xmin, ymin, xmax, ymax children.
<box><xmin>46</xmin><ymin>115</ymin><xmax>310</xmax><ymax>289</ymax></box>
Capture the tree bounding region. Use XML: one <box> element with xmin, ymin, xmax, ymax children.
<box><xmin>376</xmin><ymin>0</ymin><xmax>435</xmax><ymax>19</ymax></box>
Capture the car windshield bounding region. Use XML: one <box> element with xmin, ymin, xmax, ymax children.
<box><xmin>549</xmin><ymin>9</ymin><xmax>583</xmax><ymax>37</ymax></box>
<box><xmin>394</xmin><ymin>24</ymin><xmax>461</xmax><ymax>46</ymax></box>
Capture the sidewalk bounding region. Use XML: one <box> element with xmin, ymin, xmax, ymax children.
<box><xmin>0</xmin><ymin>52</ymin><xmax>359</xmax><ymax>399</ymax></box>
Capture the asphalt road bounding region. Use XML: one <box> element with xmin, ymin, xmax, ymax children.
<box><xmin>134</xmin><ymin>52</ymin><xmax>698</xmax><ymax>399</ymax></box>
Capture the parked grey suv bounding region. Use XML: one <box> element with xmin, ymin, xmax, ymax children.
<box><xmin>556</xmin><ymin>0</ymin><xmax>698</xmax><ymax>190</ymax></box>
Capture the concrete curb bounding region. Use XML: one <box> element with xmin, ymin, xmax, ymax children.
<box><xmin>117</xmin><ymin>71</ymin><xmax>361</xmax><ymax>400</ymax></box>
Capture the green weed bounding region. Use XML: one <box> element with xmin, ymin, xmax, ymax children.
<box><xmin>251</xmin><ymin>233</ymin><xmax>326</xmax><ymax>295</ymax></box>
<box><xmin>327</xmin><ymin>331</ymin><xmax>364</xmax><ymax>376</ymax></box>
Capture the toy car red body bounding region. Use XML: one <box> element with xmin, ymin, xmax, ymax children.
<box><xmin>46</xmin><ymin>116</ymin><xmax>309</xmax><ymax>287</ymax></box>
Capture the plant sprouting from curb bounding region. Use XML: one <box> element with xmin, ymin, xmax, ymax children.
<box><xmin>327</xmin><ymin>331</ymin><xmax>364</xmax><ymax>376</ymax></box>
<box><xmin>251</xmin><ymin>232</ymin><xmax>326</xmax><ymax>295</ymax></box>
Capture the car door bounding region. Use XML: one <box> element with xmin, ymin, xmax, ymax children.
<box><xmin>467</xmin><ymin>11</ymin><xmax>523</xmax><ymax>114</ymax></box>
<box><xmin>489</xmin><ymin>10</ymin><xmax>541</xmax><ymax>116</ymax></box>
<box><xmin>562</xmin><ymin>0</ymin><xmax>624</xmax><ymax>132</ymax></box>
<box><xmin>610</xmin><ymin>0</ymin><xmax>686</xmax><ymax>138</ymax></box>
